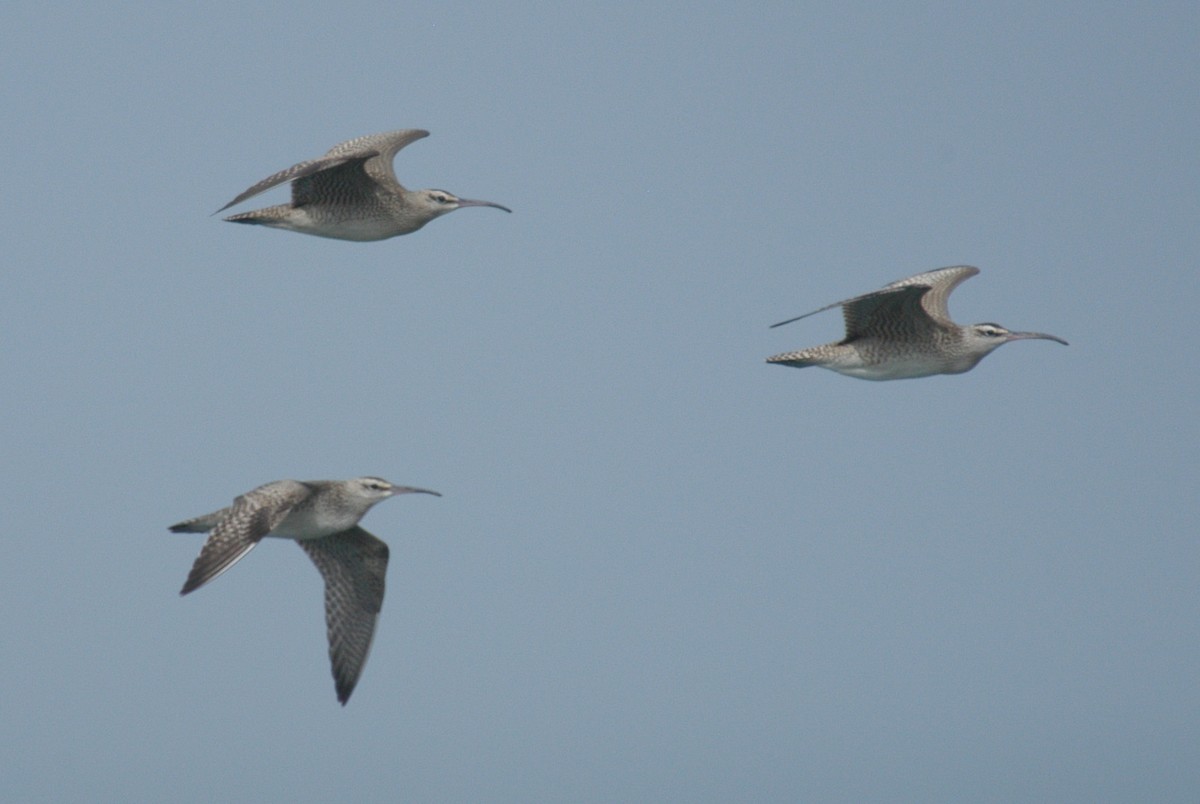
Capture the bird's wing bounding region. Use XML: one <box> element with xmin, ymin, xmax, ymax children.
<box><xmin>840</xmin><ymin>285</ymin><xmax>937</xmax><ymax>340</ymax></box>
<box><xmin>215</xmin><ymin>130</ymin><xmax>430</xmax><ymax>213</ymax></box>
<box><xmin>178</xmin><ymin>480</ymin><xmax>311</xmax><ymax>595</ymax></box>
<box><xmin>768</xmin><ymin>296</ymin><xmax>856</xmax><ymax>329</ymax></box>
<box><xmin>323</xmin><ymin>129</ymin><xmax>430</xmax><ymax>189</ymax></box>
<box><xmin>215</xmin><ymin>153</ymin><xmax>380</xmax><ymax>213</ymax></box>
<box><xmin>289</xmin><ymin>155</ymin><xmax>383</xmax><ymax>208</ymax></box>
<box><xmin>769</xmin><ymin>285</ymin><xmax>929</xmax><ymax>338</ymax></box>
<box><xmin>769</xmin><ymin>266</ymin><xmax>980</xmax><ymax>335</ymax></box>
<box><xmin>298</xmin><ymin>526</ymin><xmax>390</xmax><ymax>705</ymax></box>
<box><xmin>881</xmin><ymin>265</ymin><xmax>979</xmax><ymax>327</ymax></box>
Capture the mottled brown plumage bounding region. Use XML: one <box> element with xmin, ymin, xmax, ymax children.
<box><xmin>171</xmin><ymin>477</ymin><xmax>440</xmax><ymax>704</ymax></box>
<box><xmin>767</xmin><ymin>266</ymin><xmax>1067</xmax><ymax>380</ymax></box>
<box><xmin>218</xmin><ymin>129</ymin><xmax>510</xmax><ymax>241</ymax></box>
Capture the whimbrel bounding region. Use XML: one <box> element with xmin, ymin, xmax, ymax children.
<box><xmin>171</xmin><ymin>477</ymin><xmax>440</xmax><ymax>704</ymax></box>
<box><xmin>766</xmin><ymin>266</ymin><xmax>1067</xmax><ymax>381</ymax></box>
<box><xmin>216</xmin><ymin>129</ymin><xmax>510</xmax><ymax>241</ymax></box>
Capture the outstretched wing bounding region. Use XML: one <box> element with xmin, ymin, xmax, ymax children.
<box><xmin>769</xmin><ymin>284</ymin><xmax>930</xmax><ymax>339</ymax></box>
<box><xmin>840</xmin><ymin>285</ymin><xmax>935</xmax><ymax>341</ymax></box>
<box><xmin>178</xmin><ymin>480</ymin><xmax>311</xmax><ymax>595</ymax></box>
<box><xmin>215</xmin><ymin>153</ymin><xmax>379</xmax><ymax>213</ymax></box>
<box><xmin>881</xmin><ymin>266</ymin><xmax>979</xmax><ymax>327</ymax></box>
<box><xmin>323</xmin><ymin>129</ymin><xmax>430</xmax><ymax>189</ymax></box>
<box><xmin>298</xmin><ymin>526</ymin><xmax>390</xmax><ymax>705</ymax></box>
<box><xmin>214</xmin><ymin>130</ymin><xmax>430</xmax><ymax>213</ymax></box>
<box><xmin>769</xmin><ymin>265</ymin><xmax>979</xmax><ymax>336</ymax></box>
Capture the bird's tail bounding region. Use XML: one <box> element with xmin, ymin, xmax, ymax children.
<box><xmin>223</xmin><ymin>210</ymin><xmax>270</xmax><ymax>226</ymax></box>
<box><xmin>168</xmin><ymin>509</ymin><xmax>228</xmax><ymax>533</ymax></box>
<box><xmin>765</xmin><ymin>350</ymin><xmax>817</xmax><ymax>369</ymax></box>
<box><xmin>221</xmin><ymin>203</ymin><xmax>294</xmax><ymax>226</ymax></box>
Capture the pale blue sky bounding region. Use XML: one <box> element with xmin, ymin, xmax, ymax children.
<box><xmin>2</xmin><ymin>2</ymin><xmax>1198</xmax><ymax>801</ymax></box>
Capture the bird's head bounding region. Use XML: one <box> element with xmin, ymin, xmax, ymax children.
<box><xmin>415</xmin><ymin>189</ymin><xmax>512</xmax><ymax>220</ymax></box>
<box><xmin>349</xmin><ymin>477</ymin><xmax>442</xmax><ymax>504</ymax></box>
<box><xmin>966</xmin><ymin>322</ymin><xmax>1069</xmax><ymax>354</ymax></box>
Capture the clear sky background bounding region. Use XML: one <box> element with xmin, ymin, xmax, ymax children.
<box><xmin>2</xmin><ymin>3</ymin><xmax>1197</xmax><ymax>802</ymax></box>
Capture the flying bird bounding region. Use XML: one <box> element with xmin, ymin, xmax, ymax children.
<box><xmin>766</xmin><ymin>266</ymin><xmax>1067</xmax><ymax>380</ymax></box>
<box><xmin>171</xmin><ymin>477</ymin><xmax>440</xmax><ymax>704</ymax></box>
<box><xmin>217</xmin><ymin>129</ymin><xmax>510</xmax><ymax>241</ymax></box>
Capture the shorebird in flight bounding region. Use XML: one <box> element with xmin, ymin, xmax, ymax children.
<box><xmin>766</xmin><ymin>266</ymin><xmax>1067</xmax><ymax>380</ymax></box>
<box><xmin>171</xmin><ymin>477</ymin><xmax>440</xmax><ymax>704</ymax></box>
<box><xmin>217</xmin><ymin>129</ymin><xmax>510</xmax><ymax>241</ymax></box>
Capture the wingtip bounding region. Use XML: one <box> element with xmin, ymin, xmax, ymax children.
<box><xmin>179</xmin><ymin>563</ymin><xmax>209</xmax><ymax>594</ymax></box>
<box><xmin>768</xmin><ymin>310</ymin><xmax>818</xmax><ymax>329</ymax></box>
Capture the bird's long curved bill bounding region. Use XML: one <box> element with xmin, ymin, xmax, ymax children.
<box><xmin>1008</xmin><ymin>331</ymin><xmax>1069</xmax><ymax>346</ymax></box>
<box><xmin>455</xmin><ymin>198</ymin><xmax>512</xmax><ymax>213</ymax></box>
<box><xmin>391</xmin><ymin>486</ymin><xmax>443</xmax><ymax>497</ymax></box>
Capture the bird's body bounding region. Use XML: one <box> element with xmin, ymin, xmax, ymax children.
<box><xmin>766</xmin><ymin>266</ymin><xmax>1067</xmax><ymax>381</ymax></box>
<box><xmin>217</xmin><ymin>129</ymin><xmax>510</xmax><ymax>241</ymax></box>
<box><xmin>170</xmin><ymin>477</ymin><xmax>440</xmax><ymax>704</ymax></box>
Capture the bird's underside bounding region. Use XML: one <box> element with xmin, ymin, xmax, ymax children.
<box><xmin>169</xmin><ymin>477</ymin><xmax>436</xmax><ymax>704</ymax></box>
